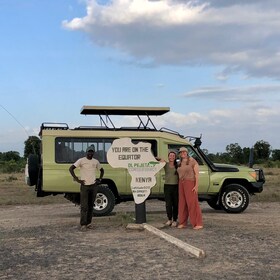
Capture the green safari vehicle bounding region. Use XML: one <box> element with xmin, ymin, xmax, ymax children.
<box><xmin>26</xmin><ymin>106</ymin><xmax>265</xmax><ymax>215</ymax></box>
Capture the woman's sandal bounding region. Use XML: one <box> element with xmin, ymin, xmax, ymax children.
<box><xmin>177</xmin><ymin>224</ymin><xmax>186</xmax><ymax>229</ymax></box>
<box><xmin>193</xmin><ymin>225</ymin><xmax>203</xmax><ymax>230</ymax></box>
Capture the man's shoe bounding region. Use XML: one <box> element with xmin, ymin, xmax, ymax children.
<box><xmin>171</xmin><ymin>221</ymin><xmax>178</xmax><ymax>227</ymax></box>
<box><xmin>80</xmin><ymin>225</ymin><xmax>87</xmax><ymax>232</ymax></box>
<box><xmin>165</xmin><ymin>220</ymin><xmax>172</xmax><ymax>226</ymax></box>
<box><xmin>86</xmin><ymin>223</ymin><xmax>94</xmax><ymax>229</ymax></box>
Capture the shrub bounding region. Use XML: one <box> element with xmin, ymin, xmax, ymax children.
<box><xmin>0</xmin><ymin>160</ymin><xmax>25</xmax><ymax>173</ymax></box>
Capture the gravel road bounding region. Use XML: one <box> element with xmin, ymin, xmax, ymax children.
<box><xmin>0</xmin><ymin>201</ymin><xmax>279</xmax><ymax>280</ymax></box>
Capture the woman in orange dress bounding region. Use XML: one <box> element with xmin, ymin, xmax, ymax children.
<box><xmin>177</xmin><ymin>147</ymin><xmax>203</xmax><ymax>230</ymax></box>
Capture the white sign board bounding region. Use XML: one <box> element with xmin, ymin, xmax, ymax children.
<box><xmin>107</xmin><ymin>138</ymin><xmax>165</xmax><ymax>204</ymax></box>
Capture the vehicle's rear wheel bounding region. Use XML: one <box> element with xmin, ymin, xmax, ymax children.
<box><xmin>93</xmin><ymin>185</ymin><xmax>115</xmax><ymax>216</ymax></box>
<box><xmin>207</xmin><ymin>196</ymin><xmax>222</xmax><ymax>210</ymax></box>
<box><xmin>221</xmin><ymin>184</ymin><xmax>249</xmax><ymax>213</ymax></box>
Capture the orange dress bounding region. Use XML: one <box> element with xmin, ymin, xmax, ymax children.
<box><xmin>177</xmin><ymin>158</ymin><xmax>203</xmax><ymax>228</ymax></box>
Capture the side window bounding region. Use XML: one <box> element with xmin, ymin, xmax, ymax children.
<box><xmin>168</xmin><ymin>144</ymin><xmax>204</xmax><ymax>165</ymax></box>
<box><xmin>132</xmin><ymin>139</ymin><xmax>158</xmax><ymax>157</ymax></box>
<box><xmin>95</xmin><ymin>140</ymin><xmax>114</xmax><ymax>163</ymax></box>
<box><xmin>56</xmin><ymin>140</ymin><xmax>73</xmax><ymax>162</ymax></box>
<box><xmin>55</xmin><ymin>138</ymin><xmax>114</xmax><ymax>163</ymax></box>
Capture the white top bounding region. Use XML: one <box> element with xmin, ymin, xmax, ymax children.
<box><xmin>74</xmin><ymin>157</ymin><xmax>101</xmax><ymax>185</ymax></box>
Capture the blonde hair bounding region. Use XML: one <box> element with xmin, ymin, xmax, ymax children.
<box><xmin>179</xmin><ymin>153</ymin><xmax>190</xmax><ymax>166</ymax></box>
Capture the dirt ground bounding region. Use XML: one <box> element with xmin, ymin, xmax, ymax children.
<box><xmin>0</xmin><ymin>200</ymin><xmax>279</xmax><ymax>280</ymax></box>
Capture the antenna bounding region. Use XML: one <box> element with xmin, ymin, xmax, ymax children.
<box><xmin>0</xmin><ymin>104</ymin><xmax>29</xmax><ymax>138</ymax></box>
<box><xmin>0</xmin><ymin>104</ymin><xmax>36</xmax><ymax>154</ymax></box>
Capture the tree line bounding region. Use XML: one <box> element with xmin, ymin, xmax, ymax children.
<box><xmin>205</xmin><ymin>140</ymin><xmax>280</xmax><ymax>167</ymax></box>
<box><xmin>0</xmin><ymin>137</ymin><xmax>279</xmax><ymax>173</ymax></box>
<box><xmin>0</xmin><ymin>136</ymin><xmax>40</xmax><ymax>173</ymax></box>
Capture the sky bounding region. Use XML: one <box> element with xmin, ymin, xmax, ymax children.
<box><xmin>1</xmin><ymin>0</ymin><xmax>280</xmax><ymax>156</ymax></box>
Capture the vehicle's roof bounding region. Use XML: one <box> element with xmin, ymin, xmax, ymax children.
<box><xmin>41</xmin><ymin>128</ymin><xmax>190</xmax><ymax>144</ymax></box>
<box><xmin>80</xmin><ymin>106</ymin><xmax>170</xmax><ymax>116</ymax></box>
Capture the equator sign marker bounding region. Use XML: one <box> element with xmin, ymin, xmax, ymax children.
<box><xmin>107</xmin><ymin>138</ymin><xmax>165</xmax><ymax>204</ymax></box>
<box><xmin>107</xmin><ymin>138</ymin><xmax>205</xmax><ymax>257</ymax></box>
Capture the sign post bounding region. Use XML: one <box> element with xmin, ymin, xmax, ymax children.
<box><xmin>135</xmin><ymin>201</ymin><xmax>146</xmax><ymax>224</ymax></box>
<box><xmin>107</xmin><ymin>138</ymin><xmax>165</xmax><ymax>223</ymax></box>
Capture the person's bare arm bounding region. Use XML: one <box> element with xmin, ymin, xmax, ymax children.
<box><xmin>69</xmin><ymin>165</ymin><xmax>85</xmax><ymax>185</ymax></box>
<box><xmin>192</xmin><ymin>162</ymin><xmax>199</xmax><ymax>193</ymax></box>
<box><xmin>155</xmin><ymin>156</ymin><xmax>166</xmax><ymax>162</ymax></box>
<box><xmin>96</xmin><ymin>167</ymin><xmax>104</xmax><ymax>184</ymax></box>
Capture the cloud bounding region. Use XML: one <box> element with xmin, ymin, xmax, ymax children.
<box><xmin>62</xmin><ymin>0</ymin><xmax>280</xmax><ymax>79</ymax></box>
<box><xmin>152</xmin><ymin>105</ymin><xmax>280</xmax><ymax>151</ymax></box>
<box><xmin>63</xmin><ymin>0</ymin><xmax>206</xmax><ymax>27</ymax></box>
<box><xmin>176</xmin><ymin>83</ymin><xmax>279</xmax><ymax>150</ymax></box>
<box><xmin>59</xmin><ymin>1</ymin><xmax>280</xmax><ymax>152</ymax></box>
<box><xmin>155</xmin><ymin>83</ymin><xmax>165</xmax><ymax>88</ymax></box>
<box><xmin>182</xmin><ymin>84</ymin><xmax>280</xmax><ymax>103</ymax></box>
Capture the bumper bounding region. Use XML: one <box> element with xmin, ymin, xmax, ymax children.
<box><xmin>250</xmin><ymin>181</ymin><xmax>264</xmax><ymax>193</ymax></box>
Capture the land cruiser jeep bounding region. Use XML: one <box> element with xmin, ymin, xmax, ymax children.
<box><xmin>26</xmin><ymin>106</ymin><xmax>265</xmax><ymax>215</ymax></box>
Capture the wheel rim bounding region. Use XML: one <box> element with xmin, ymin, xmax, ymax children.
<box><xmin>225</xmin><ymin>191</ymin><xmax>243</xmax><ymax>208</ymax></box>
<box><xmin>94</xmin><ymin>193</ymin><xmax>108</xmax><ymax>210</ymax></box>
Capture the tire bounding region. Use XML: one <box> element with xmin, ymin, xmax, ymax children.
<box><xmin>27</xmin><ymin>154</ymin><xmax>39</xmax><ymax>186</ymax></box>
<box><xmin>207</xmin><ymin>197</ymin><xmax>222</xmax><ymax>210</ymax></box>
<box><xmin>221</xmin><ymin>184</ymin><xmax>250</xmax><ymax>213</ymax></box>
<box><xmin>93</xmin><ymin>185</ymin><xmax>115</xmax><ymax>216</ymax></box>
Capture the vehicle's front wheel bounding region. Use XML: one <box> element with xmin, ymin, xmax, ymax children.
<box><xmin>207</xmin><ymin>196</ymin><xmax>222</xmax><ymax>210</ymax></box>
<box><xmin>221</xmin><ymin>184</ymin><xmax>249</xmax><ymax>213</ymax></box>
<box><xmin>93</xmin><ymin>185</ymin><xmax>115</xmax><ymax>216</ymax></box>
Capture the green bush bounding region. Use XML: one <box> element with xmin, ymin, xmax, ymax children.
<box><xmin>0</xmin><ymin>160</ymin><xmax>25</xmax><ymax>173</ymax></box>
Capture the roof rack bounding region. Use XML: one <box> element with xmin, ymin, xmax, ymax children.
<box><xmin>80</xmin><ymin>106</ymin><xmax>170</xmax><ymax>116</ymax></box>
<box><xmin>74</xmin><ymin>126</ymin><xmax>156</xmax><ymax>131</ymax></box>
<box><xmin>80</xmin><ymin>106</ymin><xmax>170</xmax><ymax>130</ymax></box>
<box><xmin>39</xmin><ymin>122</ymin><xmax>69</xmax><ymax>136</ymax></box>
<box><xmin>159</xmin><ymin>127</ymin><xmax>184</xmax><ymax>138</ymax></box>
<box><xmin>39</xmin><ymin>107</ymin><xmax>185</xmax><ymax>137</ymax></box>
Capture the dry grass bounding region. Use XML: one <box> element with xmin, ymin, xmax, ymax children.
<box><xmin>0</xmin><ymin>167</ymin><xmax>279</xmax><ymax>205</ymax></box>
<box><xmin>251</xmin><ymin>167</ymin><xmax>280</xmax><ymax>202</ymax></box>
<box><xmin>0</xmin><ymin>172</ymin><xmax>65</xmax><ymax>205</ymax></box>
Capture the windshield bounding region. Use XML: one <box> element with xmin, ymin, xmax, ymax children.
<box><xmin>168</xmin><ymin>144</ymin><xmax>203</xmax><ymax>165</ymax></box>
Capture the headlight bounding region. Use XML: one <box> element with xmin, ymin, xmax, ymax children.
<box><xmin>249</xmin><ymin>171</ymin><xmax>257</xmax><ymax>180</ymax></box>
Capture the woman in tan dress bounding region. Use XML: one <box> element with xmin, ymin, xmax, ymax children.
<box><xmin>177</xmin><ymin>147</ymin><xmax>203</xmax><ymax>230</ymax></box>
